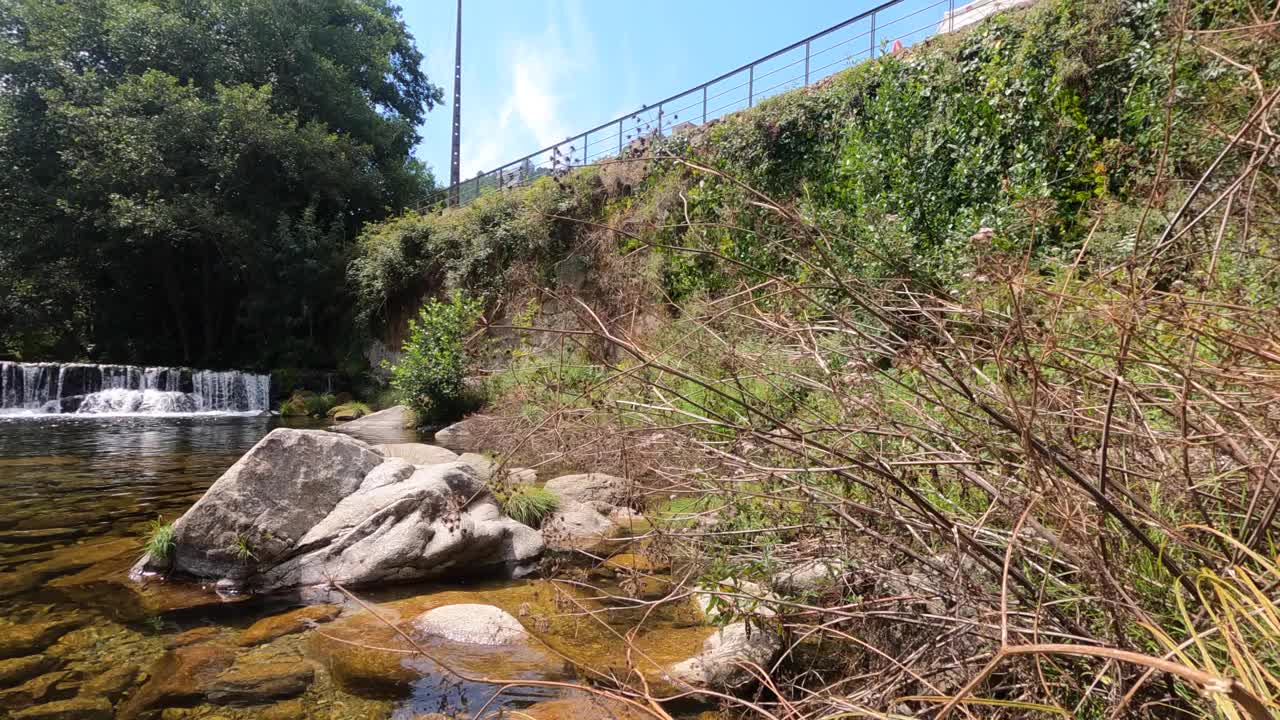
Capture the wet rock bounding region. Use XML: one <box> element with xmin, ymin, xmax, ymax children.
<box><xmin>118</xmin><ymin>644</ymin><xmax>235</xmax><ymax>719</ymax></box>
<box><xmin>136</xmin><ymin>429</ymin><xmax>385</xmax><ymax>580</ymax></box>
<box><xmin>0</xmin><ymin>671</ymin><xmax>76</xmax><ymax>710</ymax></box>
<box><xmin>375</xmin><ymin>443</ymin><xmax>458</xmax><ymax>466</ymax></box>
<box><xmin>206</xmin><ymin>660</ymin><xmax>314</xmax><ymax>705</ymax></box>
<box><xmin>665</xmin><ymin>622</ymin><xmax>782</xmax><ymax>691</ymax></box>
<box><xmin>0</xmin><ymin>656</ymin><xmax>58</xmax><ymax>688</ymax></box>
<box><xmin>544</xmin><ymin>473</ymin><xmax>629</xmax><ymax>506</ymax></box>
<box><xmin>166</xmin><ymin>627</ymin><xmax>222</xmax><ymax>649</ymax></box>
<box><xmin>80</xmin><ymin>662</ymin><xmax>141</xmax><ymax>701</ymax></box>
<box><xmin>238</xmin><ymin>605</ymin><xmax>342</xmax><ymax>646</ymax></box>
<box><xmin>10</xmin><ymin>696</ymin><xmax>113</xmax><ymax>720</ymax></box>
<box><xmin>0</xmin><ymin>620</ymin><xmax>84</xmax><ymax>659</ymax></box>
<box><xmin>410</xmin><ymin>604</ymin><xmax>528</xmax><ymax>645</ymax></box>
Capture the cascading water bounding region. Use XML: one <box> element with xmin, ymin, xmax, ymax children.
<box><xmin>0</xmin><ymin>362</ymin><xmax>270</xmax><ymax>415</ymax></box>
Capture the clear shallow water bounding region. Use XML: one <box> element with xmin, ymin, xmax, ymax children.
<box><xmin>0</xmin><ymin>415</ymin><xmax>707</xmax><ymax>719</ymax></box>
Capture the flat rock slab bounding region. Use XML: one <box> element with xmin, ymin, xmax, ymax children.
<box><xmin>375</xmin><ymin>443</ymin><xmax>458</xmax><ymax>466</ymax></box>
<box><xmin>334</xmin><ymin>405</ymin><xmax>418</xmax><ymax>444</ymax></box>
<box><xmin>411</xmin><ymin>604</ymin><xmax>528</xmax><ymax>645</ymax></box>
<box><xmin>238</xmin><ymin>605</ymin><xmax>342</xmax><ymax>646</ymax></box>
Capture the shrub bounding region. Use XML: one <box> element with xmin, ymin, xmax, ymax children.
<box><xmin>391</xmin><ymin>293</ymin><xmax>483</xmax><ymax>424</ymax></box>
<box><xmin>497</xmin><ymin>485</ymin><xmax>560</xmax><ymax>528</ymax></box>
<box><xmin>327</xmin><ymin>401</ymin><xmax>372</xmax><ymax>419</ymax></box>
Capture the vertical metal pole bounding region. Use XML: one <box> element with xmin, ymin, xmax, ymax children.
<box><xmin>474</xmin><ymin>174</ymin><xmax>480</xmax><ymax>200</ymax></box>
<box><xmin>657</xmin><ymin>104</ymin><xmax>663</xmax><ymax>136</ymax></box>
<box><xmin>582</xmin><ymin>131</ymin><xmax>588</xmax><ymax>165</ymax></box>
<box><xmin>618</xmin><ymin>119</ymin><xmax>623</xmax><ymax>154</ymax></box>
<box><xmin>449</xmin><ymin>0</ymin><xmax>462</xmax><ymax>206</ymax></box>
<box><xmin>702</xmin><ymin>86</ymin><xmax>707</xmax><ymax>124</ymax></box>
<box><xmin>804</xmin><ymin>41</ymin><xmax>810</xmax><ymax>85</ymax></box>
<box><xmin>949</xmin><ymin>0</ymin><xmax>955</xmax><ymax>33</ymax></box>
<box><xmin>748</xmin><ymin>66</ymin><xmax>754</xmax><ymax>107</ymax></box>
<box><xmin>870</xmin><ymin>13</ymin><xmax>876</xmax><ymax>59</ymax></box>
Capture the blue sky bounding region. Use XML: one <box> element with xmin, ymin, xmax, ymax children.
<box><xmin>400</xmin><ymin>0</ymin><xmax>953</xmax><ymax>181</ymax></box>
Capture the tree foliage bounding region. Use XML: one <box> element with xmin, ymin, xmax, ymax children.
<box><xmin>0</xmin><ymin>0</ymin><xmax>442</xmax><ymax>366</ymax></box>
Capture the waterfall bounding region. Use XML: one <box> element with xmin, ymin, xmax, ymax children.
<box><xmin>0</xmin><ymin>362</ymin><xmax>270</xmax><ymax>415</ymax></box>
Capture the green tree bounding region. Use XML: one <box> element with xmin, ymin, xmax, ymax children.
<box><xmin>0</xmin><ymin>0</ymin><xmax>442</xmax><ymax>366</ymax></box>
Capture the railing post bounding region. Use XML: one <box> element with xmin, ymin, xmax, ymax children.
<box><xmin>657</xmin><ymin>103</ymin><xmax>663</xmax><ymax>136</ymax></box>
<box><xmin>870</xmin><ymin>13</ymin><xmax>876</xmax><ymax>59</ymax></box>
<box><xmin>618</xmin><ymin>119</ymin><xmax>623</xmax><ymax>154</ymax></box>
<box><xmin>748</xmin><ymin>66</ymin><xmax>754</xmax><ymax>107</ymax></box>
<box><xmin>949</xmin><ymin>0</ymin><xmax>955</xmax><ymax>33</ymax></box>
<box><xmin>474</xmin><ymin>174</ymin><xmax>480</xmax><ymax>200</ymax></box>
<box><xmin>804</xmin><ymin>40</ymin><xmax>811</xmax><ymax>85</ymax></box>
<box><xmin>582</xmin><ymin>131</ymin><xmax>588</xmax><ymax>165</ymax></box>
<box><xmin>702</xmin><ymin>86</ymin><xmax>707</xmax><ymax>124</ymax></box>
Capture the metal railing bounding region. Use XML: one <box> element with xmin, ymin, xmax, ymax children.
<box><xmin>424</xmin><ymin>0</ymin><xmax>998</xmax><ymax>209</ymax></box>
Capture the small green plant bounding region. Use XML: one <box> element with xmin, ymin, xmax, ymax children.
<box><xmin>144</xmin><ymin>517</ymin><xmax>176</xmax><ymax>563</ymax></box>
<box><xmin>497</xmin><ymin>485</ymin><xmax>560</xmax><ymax>528</ymax></box>
<box><xmin>326</xmin><ymin>401</ymin><xmax>372</xmax><ymax>419</ymax></box>
<box><xmin>228</xmin><ymin>534</ymin><xmax>257</xmax><ymax>564</ymax></box>
<box><xmin>391</xmin><ymin>293</ymin><xmax>484</xmax><ymax>424</ymax></box>
<box><xmin>279</xmin><ymin>391</ymin><xmax>337</xmax><ymax>417</ymax></box>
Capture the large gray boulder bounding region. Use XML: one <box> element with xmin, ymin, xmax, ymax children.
<box><xmin>134</xmin><ymin>429</ymin><xmax>543</xmax><ymax>592</ymax></box>
<box><xmin>156</xmin><ymin>429</ymin><xmax>384</xmax><ymax>580</ymax></box>
<box><xmin>665</xmin><ymin>622</ymin><xmax>782</xmax><ymax>690</ymax></box>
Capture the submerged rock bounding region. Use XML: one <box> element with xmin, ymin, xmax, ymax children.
<box><xmin>134</xmin><ymin>429</ymin><xmax>543</xmax><ymax>592</ymax></box>
<box><xmin>517</xmin><ymin>697</ymin><xmax>652</xmax><ymax>720</ymax></box>
<box><xmin>0</xmin><ymin>620</ymin><xmax>83</xmax><ymax>659</ymax></box>
<box><xmin>118</xmin><ymin>644</ymin><xmax>235</xmax><ymax>719</ymax></box>
<box><xmin>238</xmin><ymin>605</ymin><xmax>341</xmax><ymax>646</ymax></box>
<box><xmin>0</xmin><ymin>671</ymin><xmax>77</xmax><ymax>711</ymax></box>
<box><xmin>0</xmin><ymin>656</ymin><xmax>59</xmax><ymax>688</ymax></box>
<box><xmin>411</xmin><ymin>604</ymin><xmax>528</xmax><ymax>645</ymax></box>
<box><xmin>10</xmin><ymin>696</ymin><xmax>113</xmax><ymax>720</ymax></box>
<box><xmin>665</xmin><ymin>622</ymin><xmax>782</xmax><ymax>691</ymax></box>
<box><xmin>80</xmin><ymin>663</ymin><xmax>140</xmax><ymax>701</ymax></box>
<box><xmin>206</xmin><ymin>660</ymin><xmax>313</xmax><ymax>705</ymax></box>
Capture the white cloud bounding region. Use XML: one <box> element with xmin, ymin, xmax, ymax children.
<box><xmin>460</xmin><ymin>0</ymin><xmax>594</xmax><ymax>177</ymax></box>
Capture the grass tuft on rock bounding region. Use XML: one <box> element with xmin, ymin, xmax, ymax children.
<box><xmin>497</xmin><ymin>486</ymin><xmax>560</xmax><ymax>528</ymax></box>
<box><xmin>327</xmin><ymin>401</ymin><xmax>372</xmax><ymax>419</ymax></box>
<box><xmin>143</xmin><ymin>517</ymin><xmax>176</xmax><ymax>563</ymax></box>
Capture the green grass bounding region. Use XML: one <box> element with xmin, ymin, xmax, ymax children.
<box><xmin>498</xmin><ymin>485</ymin><xmax>560</xmax><ymax>528</ymax></box>
<box><xmin>144</xmin><ymin>517</ymin><xmax>176</xmax><ymax>563</ymax></box>
<box><xmin>327</xmin><ymin>401</ymin><xmax>372</xmax><ymax>419</ymax></box>
<box><xmin>228</xmin><ymin>535</ymin><xmax>257</xmax><ymax>563</ymax></box>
